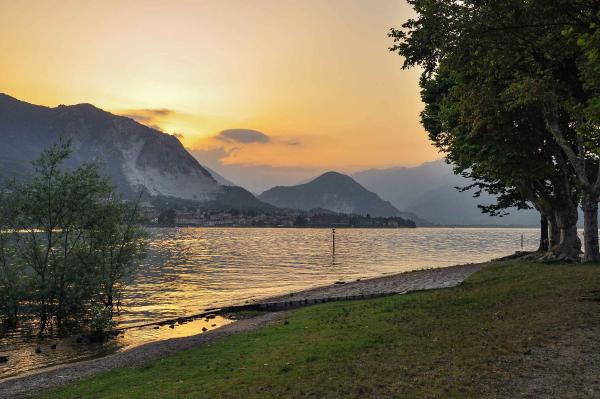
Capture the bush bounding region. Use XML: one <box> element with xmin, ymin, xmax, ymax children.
<box><xmin>0</xmin><ymin>140</ymin><xmax>147</xmax><ymax>336</ymax></box>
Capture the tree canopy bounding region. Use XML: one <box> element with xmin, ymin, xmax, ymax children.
<box><xmin>392</xmin><ymin>0</ymin><xmax>600</xmax><ymax>261</ymax></box>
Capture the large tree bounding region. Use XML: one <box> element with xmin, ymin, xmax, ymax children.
<box><xmin>392</xmin><ymin>0</ymin><xmax>600</xmax><ymax>261</ymax></box>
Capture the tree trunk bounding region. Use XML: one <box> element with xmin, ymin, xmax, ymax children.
<box><xmin>538</xmin><ymin>214</ymin><xmax>549</xmax><ymax>252</ymax></box>
<box><xmin>548</xmin><ymin>213</ymin><xmax>560</xmax><ymax>248</ymax></box>
<box><xmin>546</xmin><ymin>205</ymin><xmax>581</xmax><ymax>262</ymax></box>
<box><xmin>582</xmin><ymin>193</ymin><xmax>600</xmax><ymax>262</ymax></box>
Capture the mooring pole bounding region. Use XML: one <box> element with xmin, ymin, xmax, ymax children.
<box><xmin>332</xmin><ymin>228</ymin><xmax>336</xmax><ymax>253</ymax></box>
<box><xmin>521</xmin><ymin>234</ymin><xmax>523</xmax><ymax>250</ymax></box>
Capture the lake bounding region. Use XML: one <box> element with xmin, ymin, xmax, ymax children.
<box><xmin>0</xmin><ymin>227</ymin><xmax>539</xmax><ymax>379</ymax></box>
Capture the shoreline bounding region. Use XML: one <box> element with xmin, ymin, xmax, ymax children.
<box><xmin>252</xmin><ymin>262</ymin><xmax>485</xmax><ymax>305</ymax></box>
<box><xmin>0</xmin><ymin>261</ymin><xmax>487</xmax><ymax>398</ymax></box>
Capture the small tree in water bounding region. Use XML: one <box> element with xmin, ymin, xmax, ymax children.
<box><xmin>0</xmin><ymin>140</ymin><xmax>146</xmax><ymax>336</ymax></box>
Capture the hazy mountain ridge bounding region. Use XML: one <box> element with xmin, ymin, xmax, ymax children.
<box><xmin>258</xmin><ymin>172</ymin><xmax>404</xmax><ymax>218</ymax></box>
<box><xmin>352</xmin><ymin>160</ymin><xmax>540</xmax><ymax>226</ymax></box>
<box><xmin>0</xmin><ymin>94</ymin><xmax>265</xmax><ymax>208</ymax></box>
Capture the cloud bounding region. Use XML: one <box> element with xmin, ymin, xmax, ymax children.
<box><xmin>216</xmin><ymin>129</ymin><xmax>270</xmax><ymax>144</ymax></box>
<box><xmin>285</xmin><ymin>139</ymin><xmax>301</xmax><ymax>146</ymax></box>
<box><xmin>120</xmin><ymin>108</ymin><xmax>175</xmax><ymax>124</ymax></box>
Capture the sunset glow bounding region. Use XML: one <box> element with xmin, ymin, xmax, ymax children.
<box><xmin>0</xmin><ymin>0</ymin><xmax>439</xmax><ymax>180</ymax></box>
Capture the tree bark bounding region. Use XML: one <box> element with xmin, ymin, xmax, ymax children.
<box><xmin>548</xmin><ymin>213</ymin><xmax>560</xmax><ymax>248</ymax></box>
<box><xmin>538</xmin><ymin>214</ymin><xmax>549</xmax><ymax>252</ymax></box>
<box><xmin>547</xmin><ymin>205</ymin><xmax>581</xmax><ymax>262</ymax></box>
<box><xmin>582</xmin><ymin>193</ymin><xmax>600</xmax><ymax>262</ymax></box>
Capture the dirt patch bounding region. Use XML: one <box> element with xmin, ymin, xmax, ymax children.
<box><xmin>498</xmin><ymin>324</ymin><xmax>600</xmax><ymax>398</ymax></box>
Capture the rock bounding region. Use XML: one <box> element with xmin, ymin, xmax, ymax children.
<box><xmin>0</xmin><ymin>356</ymin><xmax>8</xmax><ymax>363</ymax></box>
<box><xmin>35</xmin><ymin>347</ymin><xmax>41</xmax><ymax>354</ymax></box>
<box><xmin>50</xmin><ymin>344</ymin><xmax>57</xmax><ymax>350</ymax></box>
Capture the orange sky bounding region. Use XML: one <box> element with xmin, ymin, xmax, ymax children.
<box><xmin>0</xmin><ymin>0</ymin><xmax>439</xmax><ymax>182</ymax></box>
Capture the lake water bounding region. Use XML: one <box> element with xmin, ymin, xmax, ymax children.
<box><xmin>0</xmin><ymin>227</ymin><xmax>539</xmax><ymax>379</ymax></box>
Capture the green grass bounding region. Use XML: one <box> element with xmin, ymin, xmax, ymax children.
<box><xmin>41</xmin><ymin>261</ymin><xmax>600</xmax><ymax>398</ymax></box>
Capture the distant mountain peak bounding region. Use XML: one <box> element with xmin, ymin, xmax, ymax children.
<box><xmin>312</xmin><ymin>171</ymin><xmax>357</xmax><ymax>183</ymax></box>
<box><xmin>259</xmin><ymin>171</ymin><xmax>403</xmax><ymax>218</ymax></box>
<box><xmin>59</xmin><ymin>102</ymin><xmax>103</xmax><ymax>112</ymax></box>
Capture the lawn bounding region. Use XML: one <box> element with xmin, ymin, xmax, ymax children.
<box><xmin>40</xmin><ymin>261</ymin><xmax>600</xmax><ymax>398</ymax></box>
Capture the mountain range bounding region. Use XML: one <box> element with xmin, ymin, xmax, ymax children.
<box><xmin>0</xmin><ymin>93</ymin><xmax>267</xmax><ymax>209</ymax></box>
<box><xmin>0</xmin><ymin>94</ymin><xmax>540</xmax><ymax>226</ymax></box>
<box><xmin>352</xmin><ymin>160</ymin><xmax>539</xmax><ymax>226</ymax></box>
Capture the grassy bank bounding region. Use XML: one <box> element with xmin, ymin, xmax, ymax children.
<box><xmin>41</xmin><ymin>261</ymin><xmax>600</xmax><ymax>398</ymax></box>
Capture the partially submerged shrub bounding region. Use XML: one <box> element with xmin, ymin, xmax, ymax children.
<box><xmin>0</xmin><ymin>139</ymin><xmax>147</xmax><ymax>336</ymax></box>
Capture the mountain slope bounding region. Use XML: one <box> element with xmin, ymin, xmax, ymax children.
<box><xmin>258</xmin><ymin>172</ymin><xmax>402</xmax><ymax>217</ymax></box>
<box><xmin>352</xmin><ymin>160</ymin><xmax>450</xmax><ymax>210</ymax></box>
<box><xmin>205</xmin><ymin>166</ymin><xmax>236</xmax><ymax>186</ymax></box>
<box><xmin>352</xmin><ymin>160</ymin><xmax>539</xmax><ymax>226</ymax></box>
<box><xmin>0</xmin><ymin>93</ymin><xmax>264</xmax><ymax>208</ymax></box>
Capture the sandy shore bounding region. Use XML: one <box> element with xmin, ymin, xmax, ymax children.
<box><xmin>0</xmin><ymin>262</ymin><xmax>486</xmax><ymax>398</ymax></box>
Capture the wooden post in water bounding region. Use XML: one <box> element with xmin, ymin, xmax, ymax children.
<box><xmin>332</xmin><ymin>228</ymin><xmax>336</xmax><ymax>253</ymax></box>
<box><xmin>521</xmin><ymin>234</ymin><xmax>524</xmax><ymax>250</ymax></box>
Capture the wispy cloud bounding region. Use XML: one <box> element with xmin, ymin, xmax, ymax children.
<box><xmin>121</xmin><ymin>108</ymin><xmax>175</xmax><ymax>124</ymax></box>
<box><xmin>216</xmin><ymin>129</ymin><xmax>270</xmax><ymax>144</ymax></box>
<box><xmin>285</xmin><ymin>139</ymin><xmax>301</xmax><ymax>146</ymax></box>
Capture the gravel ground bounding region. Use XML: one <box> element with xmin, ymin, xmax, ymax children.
<box><xmin>256</xmin><ymin>262</ymin><xmax>486</xmax><ymax>304</ymax></box>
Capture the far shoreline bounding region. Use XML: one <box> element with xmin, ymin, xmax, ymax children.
<box><xmin>143</xmin><ymin>224</ymin><xmax>539</xmax><ymax>229</ymax></box>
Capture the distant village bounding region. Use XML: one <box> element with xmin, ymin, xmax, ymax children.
<box><xmin>138</xmin><ymin>203</ymin><xmax>416</xmax><ymax>228</ymax></box>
